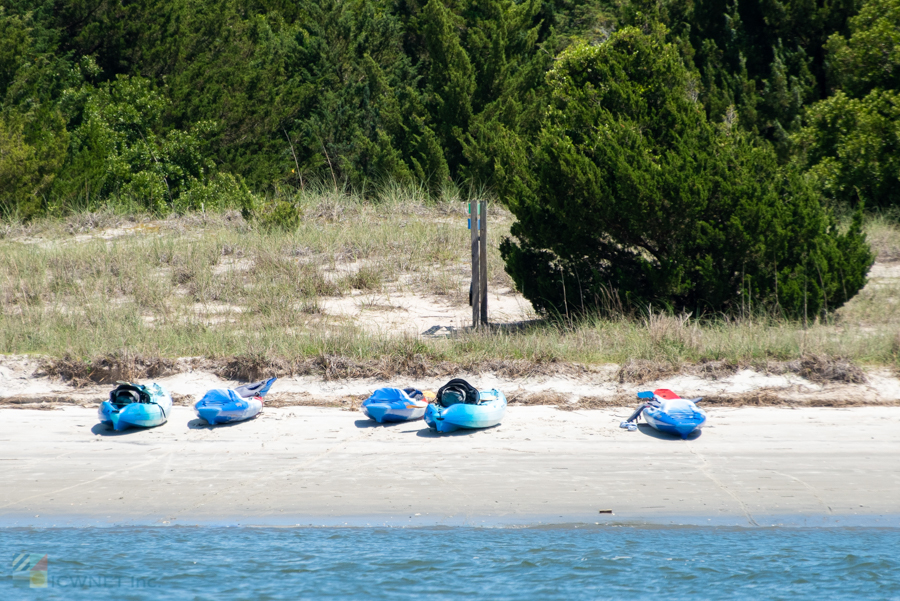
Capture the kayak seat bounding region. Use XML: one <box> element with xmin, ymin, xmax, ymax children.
<box><xmin>109</xmin><ymin>383</ymin><xmax>151</xmax><ymax>408</ymax></box>
<box><xmin>660</xmin><ymin>398</ymin><xmax>695</xmax><ymax>415</ymax></box>
<box><xmin>436</xmin><ymin>378</ymin><xmax>479</xmax><ymax>408</ymax></box>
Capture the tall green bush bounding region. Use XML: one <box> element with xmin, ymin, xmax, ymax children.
<box><xmin>0</xmin><ymin>109</ymin><xmax>67</xmax><ymax>219</ymax></box>
<box><xmin>795</xmin><ymin>90</ymin><xmax>900</xmax><ymax>208</ymax></box>
<box><xmin>826</xmin><ymin>0</ymin><xmax>900</xmax><ymax>98</ymax></box>
<box><xmin>795</xmin><ymin>0</ymin><xmax>900</xmax><ymax>208</ymax></box>
<box><xmin>51</xmin><ymin>75</ymin><xmax>254</xmax><ymax>212</ymax></box>
<box><xmin>475</xmin><ymin>27</ymin><xmax>873</xmax><ymax>318</ymax></box>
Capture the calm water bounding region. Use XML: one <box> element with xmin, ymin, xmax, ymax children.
<box><xmin>2</xmin><ymin>526</ymin><xmax>899</xmax><ymax>600</ymax></box>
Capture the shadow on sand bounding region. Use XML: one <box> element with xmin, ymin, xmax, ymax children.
<box><xmin>353</xmin><ymin>419</ymin><xmax>415</xmax><ymax>429</ymax></box>
<box><xmin>636</xmin><ymin>423</ymin><xmax>702</xmax><ymax>441</ymax></box>
<box><xmin>415</xmin><ymin>423</ymin><xmax>500</xmax><ymax>438</ymax></box>
<box><xmin>355</xmin><ymin>419</ymin><xmax>427</xmax><ymax>434</ymax></box>
<box><xmin>187</xmin><ymin>417</ymin><xmax>260</xmax><ymax>429</ymax></box>
<box><xmin>90</xmin><ymin>423</ymin><xmax>158</xmax><ymax>436</ymax></box>
<box><xmin>421</xmin><ymin>320</ymin><xmax>545</xmax><ymax>339</ymax></box>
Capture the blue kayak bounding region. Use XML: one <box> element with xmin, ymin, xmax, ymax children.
<box><xmin>624</xmin><ymin>389</ymin><xmax>706</xmax><ymax>439</ymax></box>
<box><xmin>362</xmin><ymin>388</ymin><xmax>429</xmax><ymax>423</ymax></box>
<box><xmin>99</xmin><ymin>383</ymin><xmax>172</xmax><ymax>431</ymax></box>
<box><xmin>424</xmin><ymin>389</ymin><xmax>507</xmax><ymax>433</ymax></box>
<box><xmin>195</xmin><ymin>377</ymin><xmax>276</xmax><ymax>425</ymax></box>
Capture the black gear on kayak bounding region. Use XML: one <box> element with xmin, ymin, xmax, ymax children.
<box><xmin>108</xmin><ymin>382</ymin><xmax>168</xmax><ymax>419</ymax></box>
<box><xmin>109</xmin><ymin>383</ymin><xmax>151</xmax><ymax>408</ymax></box>
<box><xmin>435</xmin><ymin>378</ymin><xmax>479</xmax><ymax>407</ymax></box>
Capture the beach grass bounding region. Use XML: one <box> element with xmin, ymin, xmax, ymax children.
<box><xmin>2</xmin><ymin>186</ymin><xmax>900</xmax><ymax>370</ymax></box>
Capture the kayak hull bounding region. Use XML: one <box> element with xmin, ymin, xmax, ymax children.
<box><xmin>362</xmin><ymin>403</ymin><xmax>426</xmax><ymax>423</ymax></box>
<box><xmin>361</xmin><ymin>388</ymin><xmax>428</xmax><ymax>423</ymax></box>
<box><xmin>194</xmin><ymin>389</ymin><xmax>263</xmax><ymax>425</ymax></box>
<box><xmin>98</xmin><ymin>384</ymin><xmax>172</xmax><ymax>431</ymax></box>
<box><xmin>424</xmin><ymin>389</ymin><xmax>506</xmax><ymax>433</ymax></box>
<box><xmin>643</xmin><ymin>403</ymin><xmax>707</xmax><ymax>439</ymax></box>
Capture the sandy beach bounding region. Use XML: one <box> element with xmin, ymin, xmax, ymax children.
<box><xmin>2</xmin><ymin>402</ymin><xmax>898</xmax><ymax>528</ymax></box>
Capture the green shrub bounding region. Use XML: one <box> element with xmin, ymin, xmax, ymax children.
<box><xmin>796</xmin><ymin>0</ymin><xmax>900</xmax><ymax>209</ymax></box>
<box><xmin>256</xmin><ymin>200</ymin><xmax>302</xmax><ymax>231</ymax></box>
<box><xmin>174</xmin><ymin>173</ymin><xmax>259</xmax><ymax>215</ymax></box>
<box><xmin>795</xmin><ymin>90</ymin><xmax>900</xmax><ymax>208</ymax></box>
<box><xmin>474</xmin><ymin>26</ymin><xmax>873</xmax><ymax>319</ymax></box>
<box><xmin>825</xmin><ymin>0</ymin><xmax>900</xmax><ymax>99</ymax></box>
<box><xmin>52</xmin><ymin>75</ymin><xmax>219</xmax><ymax>212</ymax></box>
<box><xmin>0</xmin><ymin>106</ymin><xmax>68</xmax><ymax>220</ymax></box>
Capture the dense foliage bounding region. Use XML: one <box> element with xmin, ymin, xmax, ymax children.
<box><xmin>0</xmin><ymin>0</ymin><xmax>565</xmax><ymax>217</ymax></box>
<box><xmin>794</xmin><ymin>0</ymin><xmax>900</xmax><ymax>208</ymax></box>
<box><xmin>0</xmin><ymin>0</ymin><xmax>892</xmax><ymax>315</ymax></box>
<box><xmin>1</xmin><ymin>0</ymin><xmax>893</xmax><ymax>214</ymax></box>
<box><xmin>474</xmin><ymin>26</ymin><xmax>873</xmax><ymax>319</ymax></box>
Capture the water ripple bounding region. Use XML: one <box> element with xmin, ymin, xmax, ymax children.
<box><xmin>1</xmin><ymin>526</ymin><xmax>898</xmax><ymax>600</ymax></box>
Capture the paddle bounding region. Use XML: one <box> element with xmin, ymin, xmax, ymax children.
<box><xmin>619</xmin><ymin>391</ymin><xmax>659</xmax><ymax>430</ymax></box>
<box><xmin>233</xmin><ymin>377</ymin><xmax>277</xmax><ymax>399</ymax></box>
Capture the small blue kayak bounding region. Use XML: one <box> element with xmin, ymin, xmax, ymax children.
<box><xmin>194</xmin><ymin>377</ymin><xmax>276</xmax><ymax>425</ymax></box>
<box><xmin>425</xmin><ymin>388</ymin><xmax>507</xmax><ymax>433</ymax></box>
<box><xmin>362</xmin><ymin>388</ymin><xmax>429</xmax><ymax>423</ymax></box>
<box><xmin>99</xmin><ymin>383</ymin><xmax>172</xmax><ymax>431</ymax></box>
<box><xmin>622</xmin><ymin>389</ymin><xmax>706</xmax><ymax>439</ymax></box>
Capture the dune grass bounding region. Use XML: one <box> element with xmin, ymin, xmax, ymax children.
<box><xmin>2</xmin><ymin>187</ymin><xmax>900</xmax><ymax>369</ymax></box>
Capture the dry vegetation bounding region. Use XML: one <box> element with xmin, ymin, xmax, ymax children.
<box><xmin>3</xmin><ymin>188</ymin><xmax>900</xmax><ymax>374</ymax></box>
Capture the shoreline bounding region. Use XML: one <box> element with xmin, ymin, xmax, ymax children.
<box><xmin>3</xmin><ymin>405</ymin><xmax>898</xmax><ymax>528</ymax></box>
<box><xmin>2</xmin><ymin>512</ymin><xmax>898</xmax><ymax>529</ymax></box>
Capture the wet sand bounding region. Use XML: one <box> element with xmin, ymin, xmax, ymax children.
<box><xmin>1</xmin><ymin>405</ymin><xmax>898</xmax><ymax>528</ymax></box>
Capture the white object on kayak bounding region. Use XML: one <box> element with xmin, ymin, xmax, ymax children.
<box><xmin>361</xmin><ymin>388</ymin><xmax>429</xmax><ymax>423</ymax></box>
<box><xmin>194</xmin><ymin>377</ymin><xmax>277</xmax><ymax>425</ymax></box>
<box><xmin>623</xmin><ymin>388</ymin><xmax>706</xmax><ymax>439</ymax></box>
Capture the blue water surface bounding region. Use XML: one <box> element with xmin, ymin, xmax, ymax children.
<box><xmin>2</xmin><ymin>525</ymin><xmax>899</xmax><ymax>600</ymax></box>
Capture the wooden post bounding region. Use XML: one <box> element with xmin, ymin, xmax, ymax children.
<box><xmin>470</xmin><ymin>201</ymin><xmax>481</xmax><ymax>329</ymax></box>
<box><xmin>479</xmin><ymin>199</ymin><xmax>488</xmax><ymax>326</ymax></box>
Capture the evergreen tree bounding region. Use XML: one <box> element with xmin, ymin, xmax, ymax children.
<box><xmin>634</xmin><ymin>0</ymin><xmax>860</xmax><ymax>148</ymax></box>
<box><xmin>0</xmin><ymin>0</ymin><xmax>890</xmax><ymax>221</ymax></box>
<box><xmin>419</xmin><ymin>0</ymin><xmax>475</xmax><ymax>176</ymax></box>
<box><xmin>473</xmin><ymin>26</ymin><xmax>872</xmax><ymax>318</ymax></box>
<box><xmin>0</xmin><ymin>7</ymin><xmax>71</xmax><ymax>218</ymax></box>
